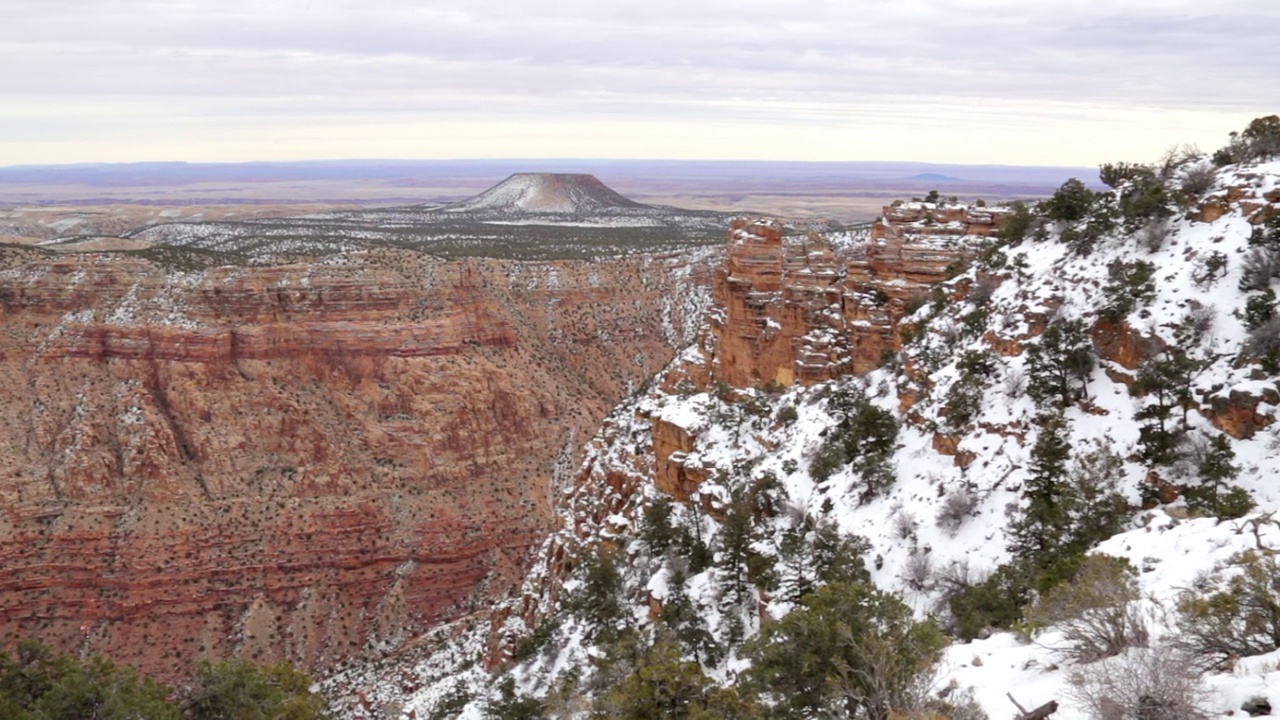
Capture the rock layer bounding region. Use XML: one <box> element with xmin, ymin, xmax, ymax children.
<box><xmin>0</xmin><ymin>245</ymin><xmax>713</xmax><ymax>679</ymax></box>
<box><xmin>672</xmin><ymin>206</ymin><xmax>999</xmax><ymax>391</ymax></box>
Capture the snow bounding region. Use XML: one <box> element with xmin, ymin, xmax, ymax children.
<box><xmin>335</xmin><ymin>159</ymin><xmax>1280</xmax><ymax>719</ymax></box>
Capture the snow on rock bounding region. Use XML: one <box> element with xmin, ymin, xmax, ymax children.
<box><xmin>344</xmin><ymin>157</ymin><xmax>1280</xmax><ymax>719</ymax></box>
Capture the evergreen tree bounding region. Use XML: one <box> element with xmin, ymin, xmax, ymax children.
<box><xmin>716</xmin><ymin>487</ymin><xmax>757</xmax><ymax>604</ymax></box>
<box><xmin>744</xmin><ymin>582</ymin><xmax>945</xmax><ymax>720</ymax></box>
<box><xmin>1184</xmin><ymin>433</ymin><xmax>1252</xmax><ymax>518</ymax></box>
<box><xmin>182</xmin><ymin>659</ymin><xmax>329</xmax><ymax>720</ymax></box>
<box><xmin>484</xmin><ymin>678</ymin><xmax>545</xmax><ymax>720</ymax></box>
<box><xmin>1101</xmin><ymin>260</ymin><xmax>1157</xmax><ymax>321</ymax></box>
<box><xmin>1046</xmin><ymin>178</ymin><xmax>1095</xmax><ymax>223</ymax></box>
<box><xmin>1025</xmin><ymin>318</ymin><xmax>1094</xmax><ymax>409</ymax></box>
<box><xmin>640</xmin><ymin>496</ymin><xmax>675</xmax><ymax>557</ymax></box>
<box><xmin>1008</xmin><ymin>413</ymin><xmax>1073</xmax><ymax>563</ymax></box>
<box><xmin>570</xmin><ymin>548</ymin><xmax>625</xmax><ymax>630</ymax></box>
<box><xmin>1132</xmin><ymin>350</ymin><xmax>1198</xmax><ymax>466</ymax></box>
<box><xmin>0</xmin><ymin>643</ymin><xmax>179</xmax><ymax>720</ymax></box>
<box><xmin>809</xmin><ymin>384</ymin><xmax>899</xmax><ymax>502</ymax></box>
<box><xmin>592</xmin><ymin>630</ymin><xmax>729</xmax><ymax>720</ymax></box>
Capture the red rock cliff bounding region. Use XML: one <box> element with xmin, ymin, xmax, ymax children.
<box><xmin>672</xmin><ymin>207</ymin><xmax>999</xmax><ymax>390</ymax></box>
<box><xmin>0</xmin><ymin>245</ymin><xmax>713</xmax><ymax>679</ymax></box>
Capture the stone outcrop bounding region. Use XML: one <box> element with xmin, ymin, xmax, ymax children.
<box><xmin>675</xmin><ymin>205</ymin><xmax>1000</xmax><ymax>391</ymax></box>
<box><xmin>0</xmin><ymin>245</ymin><xmax>713</xmax><ymax>679</ymax></box>
<box><xmin>1201</xmin><ymin>381</ymin><xmax>1279</xmax><ymax>439</ymax></box>
<box><xmin>652</xmin><ymin>416</ymin><xmax>711</xmax><ymax>502</ymax></box>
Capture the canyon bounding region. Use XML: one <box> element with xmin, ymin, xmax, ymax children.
<box><xmin>0</xmin><ymin>241</ymin><xmax>713</xmax><ymax>680</ymax></box>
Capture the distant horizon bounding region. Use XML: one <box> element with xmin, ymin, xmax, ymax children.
<box><xmin>0</xmin><ymin>157</ymin><xmax>1100</xmax><ymax>171</ymax></box>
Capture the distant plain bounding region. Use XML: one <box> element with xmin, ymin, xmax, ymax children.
<box><xmin>0</xmin><ymin>159</ymin><xmax>1095</xmax><ymax>245</ymax></box>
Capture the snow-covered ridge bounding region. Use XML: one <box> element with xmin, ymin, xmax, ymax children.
<box><xmin>333</xmin><ymin>154</ymin><xmax>1280</xmax><ymax>719</ymax></box>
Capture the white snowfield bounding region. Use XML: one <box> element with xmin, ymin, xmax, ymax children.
<box><xmin>330</xmin><ymin>159</ymin><xmax>1280</xmax><ymax>719</ymax></box>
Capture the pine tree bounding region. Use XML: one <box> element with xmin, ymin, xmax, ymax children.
<box><xmin>1184</xmin><ymin>433</ymin><xmax>1251</xmax><ymax>518</ymax></box>
<box><xmin>1008</xmin><ymin>413</ymin><xmax>1073</xmax><ymax>563</ymax></box>
<box><xmin>744</xmin><ymin>582</ymin><xmax>946</xmax><ymax>720</ymax></box>
<box><xmin>1026</xmin><ymin>318</ymin><xmax>1094</xmax><ymax>409</ymax></box>
<box><xmin>1133</xmin><ymin>349</ymin><xmax>1198</xmax><ymax>465</ymax></box>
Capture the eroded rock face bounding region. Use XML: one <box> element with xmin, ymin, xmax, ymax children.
<box><xmin>1201</xmin><ymin>382</ymin><xmax>1279</xmax><ymax>439</ymax></box>
<box><xmin>0</xmin><ymin>246</ymin><xmax>713</xmax><ymax>679</ymax></box>
<box><xmin>674</xmin><ymin>207</ymin><xmax>998</xmax><ymax>391</ymax></box>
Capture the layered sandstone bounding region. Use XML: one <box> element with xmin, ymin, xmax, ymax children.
<box><xmin>0</xmin><ymin>245</ymin><xmax>713</xmax><ymax>679</ymax></box>
<box><xmin>672</xmin><ymin>205</ymin><xmax>998</xmax><ymax>391</ymax></box>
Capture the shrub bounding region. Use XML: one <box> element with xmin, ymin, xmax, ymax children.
<box><xmin>1101</xmin><ymin>260</ymin><xmax>1157</xmax><ymax>322</ymax></box>
<box><xmin>1025</xmin><ymin>555</ymin><xmax>1148</xmax><ymax>663</ymax></box>
<box><xmin>1242</xmin><ymin>115</ymin><xmax>1280</xmax><ymax>161</ymax></box>
<box><xmin>1214</xmin><ymin>115</ymin><xmax>1280</xmax><ymax>165</ymax></box>
<box><xmin>936</xmin><ymin>487</ymin><xmax>979</xmax><ymax>535</ymax></box>
<box><xmin>513</xmin><ymin>619</ymin><xmax>560</xmax><ymax>663</ymax></box>
<box><xmin>1065</xmin><ymin>648</ymin><xmax>1210</xmax><ymax>720</ymax></box>
<box><xmin>1176</xmin><ymin>550</ymin><xmax>1280</xmax><ymax>668</ymax></box>
<box><xmin>182</xmin><ymin>659</ymin><xmax>329</xmax><ymax>720</ymax></box>
<box><xmin>1192</xmin><ymin>251</ymin><xmax>1227</xmax><ymax>287</ymax></box>
<box><xmin>946</xmin><ymin>561</ymin><xmax>1035</xmax><ymax>640</ymax></box>
<box><xmin>1240</xmin><ymin>248</ymin><xmax>1280</xmax><ymax>292</ymax></box>
<box><xmin>776</xmin><ymin>404</ymin><xmax>798</xmax><ymax>425</ymax></box>
<box><xmin>1139</xmin><ymin>220</ymin><xmax>1170</xmax><ymax>253</ymax></box>
<box><xmin>1099</xmin><ymin>162</ymin><xmax>1154</xmax><ymax>190</ymax></box>
<box><xmin>1250</xmin><ymin>214</ymin><xmax>1280</xmax><ymax>250</ymax></box>
<box><xmin>996</xmin><ymin>201</ymin><xmax>1034</xmax><ymax>245</ymax></box>
<box><xmin>1047</xmin><ymin>178</ymin><xmax>1096</xmax><ymax>223</ymax></box>
<box><xmin>484</xmin><ymin>678</ymin><xmax>546</xmax><ymax>720</ymax></box>
<box><xmin>745</xmin><ymin>582</ymin><xmax>947</xmax><ymax>720</ymax></box>
<box><xmin>0</xmin><ymin>641</ymin><xmax>180</xmax><ymax>720</ymax></box>
<box><xmin>1179</xmin><ymin>161</ymin><xmax>1217</xmax><ymax>197</ymax></box>
<box><xmin>591</xmin><ymin>631</ymin><xmax>722</xmax><ymax>720</ymax></box>
<box><xmin>925</xmin><ymin>687</ymin><xmax>990</xmax><ymax>720</ymax></box>
<box><xmin>903</xmin><ymin>550</ymin><xmax>934</xmax><ymax>592</ymax></box>
<box><xmin>942</xmin><ymin>375</ymin><xmax>983</xmax><ymax>432</ymax></box>
<box><xmin>1243</xmin><ymin>314</ymin><xmax>1280</xmax><ymax>372</ymax></box>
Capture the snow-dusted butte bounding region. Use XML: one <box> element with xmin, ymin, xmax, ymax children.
<box><xmin>120</xmin><ymin>173</ymin><xmax>757</xmax><ymax>261</ymax></box>
<box><xmin>440</xmin><ymin>173</ymin><xmax>649</xmax><ymax>215</ymax></box>
<box><xmin>327</xmin><ymin>135</ymin><xmax>1280</xmax><ymax>719</ymax></box>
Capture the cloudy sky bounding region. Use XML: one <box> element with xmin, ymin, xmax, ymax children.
<box><xmin>2</xmin><ymin>0</ymin><xmax>1276</xmax><ymax>167</ymax></box>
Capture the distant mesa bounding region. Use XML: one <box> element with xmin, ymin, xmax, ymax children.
<box><xmin>441</xmin><ymin>173</ymin><xmax>650</xmax><ymax>215</ymax></box>
<box><xmin>907</xmin><ymin>172</ymin><xmax>966</xmax><ymax>183</ymax></box>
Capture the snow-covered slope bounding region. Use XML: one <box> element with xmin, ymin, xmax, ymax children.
<box><xmin>330</xmin><ymin>152</ymin><xmax>1280</xmax><ymax>719</ymax></box>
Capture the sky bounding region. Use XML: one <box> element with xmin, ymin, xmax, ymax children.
<box><xmin>1</xmin><ymin>0</ymin><xmax>1277</xmax><ymax>167</ymax></box>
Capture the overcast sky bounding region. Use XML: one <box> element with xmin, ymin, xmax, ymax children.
<box><xmin>1</xmin><ymin>0</ymin><xmax>1276</xmax><ymax>166</ymax></box>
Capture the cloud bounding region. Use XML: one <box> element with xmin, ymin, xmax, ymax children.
<box><xmin>0</xmin><ymin>0</ymin><xmax>1276</xmax><ymax>163</ymax></box>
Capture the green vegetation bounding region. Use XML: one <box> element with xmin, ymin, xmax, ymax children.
<box><xmin>1024</xmin><ymin>318</ymin><xmax>1094</xmax><ymax>410</ymax></box>
<box><xmin>1176</xmin><ymin>550</ymin><xmax>1280</xmax><ymax>668</ymax></box>
<box><xmin>808</xmin><ymin>384</ymin><xmax>899</xmax><ymax>503</ymax></box>
<box><xmin>950</xmin><ymin>434</ymin><xmax>1130</xmax><ymax>641</ymax></box>
<box><xmin>1025</xmin><ymin>555</ymin><xmax>1147</xmax><ymax>663</ymax></box>
<box><xmin>0</xmin><ymin>641</ymin><xmax>330</xmax><ymax>720</ymax></box>
<box><xmin>183</xmin><ymin>659</ymin><xmax>329</xmax><ymax>720</ymax></box>
<box><xmin>1131</xmin><ymin>348</ymin><xmax>1199</xmax><ymax>466</ymax></box>
<box><xmin>744</xmin><ymin>582</ymin><xmax>946</xmax><ymax>720</ymax></box>
<box><xmin>1213</xmin><ymin>114</ymin><xmax>1280</xmax><ymax>165</ymax></box>
<box><xmin>1100</xmin><ymin>259</ymin><xmax>1157</xmax><ymax>322</ymax></box>
<box><xmin>1045</xmin><ymin>178</ymin><xmax>1095</xmax><ymax>223</ymax></box>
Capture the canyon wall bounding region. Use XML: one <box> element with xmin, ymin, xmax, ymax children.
<box><xmin>670</xmin><ymin>205</ymin><xmax>1000</xmax><ymax>391</ymax></box>
<box><xmin>0</xmin><ymin>244</ymin><xmax>713</xmax><ymax>679</ymax></box>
